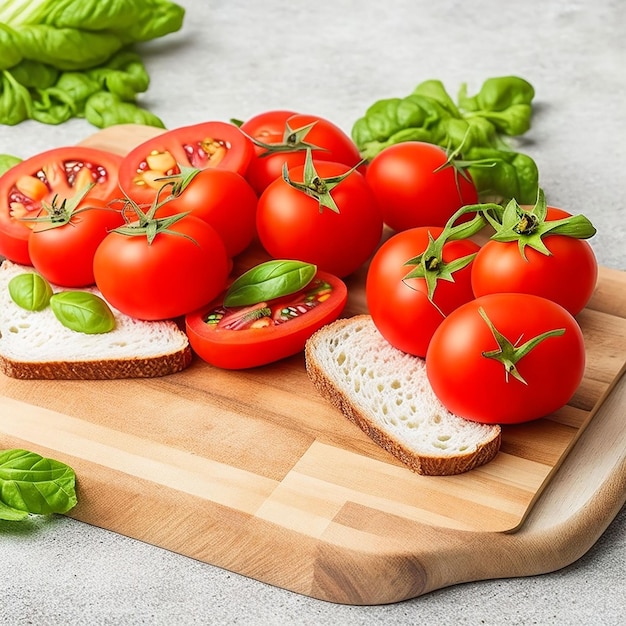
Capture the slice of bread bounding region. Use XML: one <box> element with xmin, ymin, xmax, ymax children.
<box><xmin>0</xmin><ymin>259</ymin><xmax>192</xmax><ymax>380</ymax></box>
<box><xmin>304</xmin><ymin>315</ymin><xmax>501</xmax><ymax>475</ymax></box>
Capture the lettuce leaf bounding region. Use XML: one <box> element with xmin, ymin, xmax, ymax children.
<box><xmin>0</xmin><ymin>0</ymin><xmax>185</xmax><ymax>128</ymax></box>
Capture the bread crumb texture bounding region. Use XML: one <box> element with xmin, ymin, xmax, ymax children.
<box><xmin>305</xmin><ymin>315</ymin><xmax>501</xmax><ymax>474</ymax></box>
<box><xmin>0</xmin><ymin>260</ymin><xmax>191</xmax><ymax>379</ymax></box>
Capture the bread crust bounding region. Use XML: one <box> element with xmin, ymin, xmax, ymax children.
<box><xmin>0</xmin><ymin>347</ymin><xmax>192</xmax><ymax>380</ymax></box>
<box><xmin>305</xmin><ymin>315</ymin><xmax>502</xmax><ymax>476</ymax></box>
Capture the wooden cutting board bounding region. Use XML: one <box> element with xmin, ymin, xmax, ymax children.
<box><xmin>1</xmin><ymin>125</ymin><xmax>625</xmax><ymax>605</ymax></box>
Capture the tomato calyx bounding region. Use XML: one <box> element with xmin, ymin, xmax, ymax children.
<box><xmin>282</xmin><ymin>149</ymin><xmax>363</xmax><ymax>213</ymax></box>
<box><xmin>478</xmin><ymin>306</ymin><xmax>565</xmax><ymax>384</ymax></box>
<box><xmin>112</xmin><ymin>191</ymin><xmax>195</xmax><ymax>246</ymax></box>
<box><xmin>482</xmin><ymin>189</ymin><xmax>597</xmax><ymax>259</ymax></box>
<box><xmin>403</xmin><ymin>206</ymin><xmax>486</xmax><ymax>312</ymax></box>
<box><xmin>245</xmin><ymin>120</ymin><xmax>327</xmax><ymax>157</ymax></box>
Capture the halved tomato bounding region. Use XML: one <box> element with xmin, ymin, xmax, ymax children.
<box><xmin>0</xmin><ymin>147</ymin><xmax>123</xmax><ymax>265</ymax></box>
<box><xmin>185</xmin><ymin>271</ymin><xmax>347</xmax><ymax>369</ymax></box>
<box><xmin>118</xmin><ymin>121</ymin><xmax>255</xmax><ymax>206</ymax></box>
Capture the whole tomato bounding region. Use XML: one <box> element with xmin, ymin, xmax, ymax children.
<box><xmin>256</xmin><ymin>156</ymin><xmax>383</xmax><ymax>278</ymax></box>
<box><xmin>93</xmin><ymin>214</ymin><xmax>229</xmax><ymax>321</ymax></box>
<box><xmin>426</xmin><ymin>293</ymin><xmax>586</xmax><ymax>424</ymax></box>
<box><xmin>0</xmin><ymin>147</ymin><xmax>122</xmax><ymax>265</ymax></box>
<box><xmin>366</xmin><ymin>226</ymin><xmax>480</xmax><ymax>357</ymax></box>
<box><xmin>237</xmin><ymin>109</ymin><xmax>298</xmax><ymax>145</ymax></box>
<box><xmin>365</xmin><ymin>141</ymin><xmax>478</xmax><ymax>232</ymax></box>
<box><xmin>155</xmin><ymin>168</ymin><xmax>258</xmax><ymax>258</ymax></box>
<box><xmin>28</xmin><ymin>195</ymin><xmax>125</xmax><ymax>287</ymax></box>
<box><xmin>471</xmin><ymin>205</ymin><xmax>598</xmax><ymax>316</ymax></box>
<box><xmin>241</xmin><ymin>112</ymin><xmax>363</xmax><ymax>194</ymax></box>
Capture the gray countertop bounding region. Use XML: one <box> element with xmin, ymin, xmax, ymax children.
<box><xmin>1</xmin><ymin>1</ymin><xmax>625</xmax><ymax>624</ymax></box>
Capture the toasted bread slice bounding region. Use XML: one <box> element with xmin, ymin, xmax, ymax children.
<box><xmin>0</xmin><ymin>260</ymin><xmax>192</xmax><ymax>380</ymax></box>
<box><xmin>305</xmin><ymin>315</ymin><xmax>501</xmax><ymax>475</ymax></box>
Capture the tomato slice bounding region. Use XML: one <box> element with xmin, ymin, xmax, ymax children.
<box><xmin>118</xmin><ymin>121</ymin><xmax>255</xmax><ymax>206</ymax></box>
<box><xmin>0</xmin><ymin>147</ymin><xmax>123</xmax><ymax>265</ymax></box>
<box><xmin>185</xmin><ymin>271</ymin><xmax>347</xmax><ymax>369</ymax></box>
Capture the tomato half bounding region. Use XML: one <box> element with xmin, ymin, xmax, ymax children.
<box><xmin>241</xmin><ymin>112</ymin><xmax>363</xmax><ymax>194</ymax></box>
<box><xmin>366</xmin><ymin>226</ymin><xmax>480</xmax><ymax>357</ymax></box>
<box><xmin>365</xmin><ymin>141</ymin><xmax>478</xmax><ymax>232</ymax></box>
<box><xmin>426</xmin><ymin>293</ymin><xmax>586</xmax><ymax>424</ymax></box>
<box><xmin>0</xmin><ymin>147</ymin><xmax>123</xmax><ymax>265</ymax></box>
<box><xmin>93</xmin><ymin>214</ymin><xmax>229</xmax><ymax>321</ymax></box>
<box><xmin>256</xmin><ymin>160</ymin><xmax>383</xmax><ymax>277</ymax></box>
<box><xmin>471</xmin><ymin>207</ymin><xmax>598</xmax><ymax>316</ymax></box>
<box><xmin>118</xmin><ymin>121</ymin><xmax>255</xmax><ymax>206</ymax></box>
<box><xmin>185</xmin><ymin>271</ymin><xmax>347</xmax><ymax>369</ymax></box>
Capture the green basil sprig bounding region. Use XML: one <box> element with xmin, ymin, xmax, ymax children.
<box><xmin>8</xmin><ymin>272</ymin><xmax>53</xmax><ymax>311</ymax></box>
<box><xmin>50</xmin><ymin>291</ymin><xmax>116</xmax><ymax>334</ymax></box>
<box><xmin>0</xmin><ymin>449</ymin><xmax>77</xmax><ymax>521</ymax></box>
<box><xmin>224</xmin><ymin>260</ymin><xmax>317</xmax><ymax>307</ymax></box>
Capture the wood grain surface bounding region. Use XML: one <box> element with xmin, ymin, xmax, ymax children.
<box><xmin>0</xmin><ymin>125</ymin><xmax>625</xmax><ymax>605</ymax></box>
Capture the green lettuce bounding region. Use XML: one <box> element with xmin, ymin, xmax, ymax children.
<box><xmin>0</xmin><ymin>0</ymin><xmax>185</xmax><ymax>128</ymax></box>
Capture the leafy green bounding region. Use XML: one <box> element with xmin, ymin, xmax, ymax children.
<box><xmin>351</xmin><ymin>76</ymin><xmax>539</xmax><ymax>204</ymax></box>
<box><xmin>8</xmin><ymin>272</ymin><xmax>53</xmax><ymax>311</ymax></box>
<box><xmin>0</xmin><ymin>449</ymin><xmax>77</xmax><ymax>521</ymax></box>
<box><xmin>224</xmin><ymin>260</ymin><xmax>318</xmax><ymax>307</ymax></box>
<box><xmin>0</xmin><ymin>153</ymin><xmax>21</xmax><ymax>175</ymax></box>
<box><xmin>0</xmin><ymin>0</ymin><xmax>185</xmax><ymax>128</ymax></box>
<box><xmin>50</xmin><ymin>291</ymin><xmax>116</xmax><ymax>334</ymax></box>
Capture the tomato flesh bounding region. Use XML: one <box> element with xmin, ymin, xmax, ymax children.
<box><xmin>118</xmin><ymin>121</ymin><xmax>255</xmax><ymax>206</ymax></box>
<box><xmin>185</xmin><ymin>272</ymin><xmax>347</xmax><ymax>369</ymax></box>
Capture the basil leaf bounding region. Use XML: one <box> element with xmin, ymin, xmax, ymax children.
<box><xmin>8</xmin><ymin>272</ymin><xmax>53</xmax><ymax>311</ymax></box>
<box><xmin>224</xmin><ymin>260</ymin><xmax>317</xmax><ymax>307</ymax></box>
<box><xmin>0</xmin><ymin>449</ymin><xmax>77</xmax><ymax>520</ymax></box>
<box><xmin>50</xmin><ymin>291</ymin><xmax>116</xmax><ymax>334</ymax></box>
<box><xmin>0</xmin><ymin>153</ymin><xmax>21</xmax><ymax>176</ymax></box>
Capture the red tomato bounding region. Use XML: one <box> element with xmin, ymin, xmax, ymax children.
<box><xmin>366</xmin><ymin>226</ymin><xmax>480</xmax><ymax>357</ymax></box>
<box><xmin>185</xmin><ymin>271</ymin><xmax>347</xmax><ymax>369</ymax></box>
<box><xmin>365</xmin><ymin>141</ymin><xmax>478</xmax><ymax>232</ymax></box>
<box><xmin>29</xmin><ymin>198</ymin><xmax>125</xmax><ymax>287</ymax></box>
<box><xmin>155</xmin><ymin>168</ymin><xmax>258</xmax><ymax>258</ymax></box>
<box><xmin>0</xmin><ymin>147</ymin><xmax>122</xmax><ymax>265</ymax></box>
<box><xmin>238</xmin><ymin>109</ymin><xmax>298</xmax><ymax>145</ymax></box>
<box><xmin>118</xmin><ymin>121</ymin><xmax>254</xmax><ymax>207</ymax></box>
<box><xmin>471</xmin><ymin>207</ymin><xmax>598</xmax><ymax>316</ymax></box>
<box><xmin>93</xmin><ymin>214</ymin><xmax>229</xmax><ymax>321</ymax></box>
<box><xmin>426</xmin><ymin>293</ymin><xmax>586</xmax><ymax>424</ymax></box>
<box><xmin>241</xmin><ymin>112</ymin><xmax>363</xmax><ymax>194</ymax></box>
<box><xmin>256</xmin><ymin>160</ymin><xmax>383</xmax><ymax>277</ymax></box>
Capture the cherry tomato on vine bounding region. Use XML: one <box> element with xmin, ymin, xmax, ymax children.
<box><xmin>93</xmin><ymin>214</ymin><xmax>229</xmax><ymax>321</ymax></box>
<box><xmin>426</xmin><ymin>293</ymin><xmax>586</xmax><ymax>424</ymax></box>
<box><xmin>185</xmin><ymin>270</ymin><xmax>347</xmax><ymax>369</ymax></box>
<box><xmin>256</xmin><ymin>157</ymin><xmax>383</xmax><ymax>278</ymax></box>
<box><xmin>118</xmin><ymin>121</ymin><xmax>254</xmax><ymax>206</ymax></box>
<box><xmin>0</xmin><ymin>147</ymin><xmax>122</xmax><ymax>265</ymax></box>
<box><xmin>28</xmin><ymin>195</ymin><xmax>125</xmax><ymax>288</ymax></box>
<box><xmin>155</xmin><ymin>168</ymin><xmax>258</xmax><ymax>258</ymax></box>
<box><xmin>366</xmin><ymin>226</ymin><xmax>480</xmax><ymax>357</ymax></box>
<box><xmin>471</xmin><ymin>206</ymin><xmax>598</xmax><ymax>316</ymax></box>
<box><xmin>365</xmin><ymin>141</ymin><xmax>478</xmax><ymax>232</ymax></box>
<box><xmin>240</xmin><ymin>112</ymin><xmax>363</xmax><ymax>194</ymax></box>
